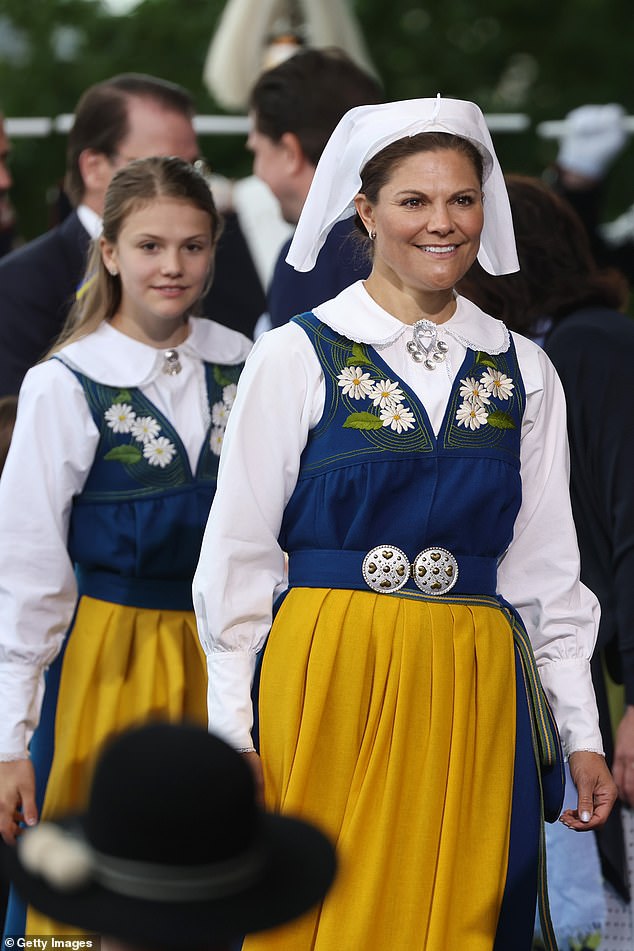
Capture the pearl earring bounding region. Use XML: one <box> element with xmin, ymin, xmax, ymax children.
<box><xmin>369</xmin><ymin>230</ymin><xmax>376</xmax><ymax>241</ymax></box>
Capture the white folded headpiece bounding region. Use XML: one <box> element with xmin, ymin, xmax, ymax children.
<box><xmin>286</xmin><ymin>95</ymin><xmax>519</xmax><ymax>276</ymax></box>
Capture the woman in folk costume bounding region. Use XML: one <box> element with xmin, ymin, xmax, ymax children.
<box><xmin>193</xmin><ymin>98</ymin><xmax>616</xmax><ymax>950</ymax></box>
<box><xmin>0</xmin><ymin>157</ymin><xmax>252</xmax><ymax>935</ymax></box>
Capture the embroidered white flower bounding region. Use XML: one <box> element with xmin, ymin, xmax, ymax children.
<box><xmin>104</xmin><ymin>403</ymin><xmax>136</xmax><ymax>433</ymax></box>
<box><xmin>337</xmin><ymin>366</ymin><xmax>374</xmax><ymax>400</ymax></box>
<box><xmin>456</xmin><ymin>400</ymin><xmax>489</xmax><ymax>430</ymax></box>
<box><xmin>222</xmin><ymin>383</ymin><xmax>237</xmax><ymax>409</ymax></box>
<box><xmin>212</xmin><ymin>401</ymin><xmax>230</xmax><ymax>428</ymax></box>
<box><xmin>458</xmin><ymin>377</ymin><xmax>492</xmax><ymax>405</ymax></box>
<box><xmin>380</xmin><ymin>404</ymin><xmax>416</xmax><ymax>433</ymax></box>
<box><xmin>370</xmin><ymin>379</ymin><xmax>405</xmax><ymax>410</ymax></box>
<box><xmin>480</xmin><ymin>369</ymin><xmax>514</xmax><ymax>401</ymax></box>
<box><xmin>209</xmin><ymin>426</ymin><xmax>225</xmax><ymax>456</ymax></box>
<box><xmin>130</xmin><ymin>415</ymin><xmax>161</xmax><ymax>444</ymax></box>
<box><xmin>143</xmin><ymin>436</ymin><xmax>176</xmax><ymax>468</ymax></box>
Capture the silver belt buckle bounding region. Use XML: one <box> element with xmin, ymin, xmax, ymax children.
<box><xmin>362</xmin><ymin>545</ymin><xmax>410</xmax><ymax>594</ymax></box>
<box><xmin>412</xmin><ymin>547</ymin><xmax>458</xmax><ymax>595</ymax></box>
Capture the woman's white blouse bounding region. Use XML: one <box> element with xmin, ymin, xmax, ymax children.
<box><xmin>193</xmin><ymin>283</ymin><xmax>603</xmax><ymax>758</ymax></box>
<box><xmin>0</xmin><ymin>318</ymin><xmax>252</xmax><ymax>759</ymax></box>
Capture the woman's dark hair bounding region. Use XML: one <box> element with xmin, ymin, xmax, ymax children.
<box><xmin>457</xmin><ymin>174</ymin><xmax>628</xmax><ymax>335</ymax></box>
<box><xmin>354</xmin><ymin>132</ymin><xmax>484</xmax><ymax>239</ymax></box>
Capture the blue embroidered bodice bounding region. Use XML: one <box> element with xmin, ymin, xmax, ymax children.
<box><xmin>282</xmin><ymin>313</ymin><xmax>525</xmax><ymax>597</ymax></box>
<box><xmin>62</xmin><ymin>359</ymin><xmax>243</xmax><ymax>609</ymax></box>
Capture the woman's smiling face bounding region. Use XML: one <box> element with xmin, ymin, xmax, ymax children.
<box><xmin>355</xmin><ymin>147</ymin><xmax>484</xmax><ymax>299</ymax></box>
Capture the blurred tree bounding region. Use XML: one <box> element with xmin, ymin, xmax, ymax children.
<box><xmin>0</xmin><ymin>0</ymin><xmax>632</xmax><ymax>240</ymax></box>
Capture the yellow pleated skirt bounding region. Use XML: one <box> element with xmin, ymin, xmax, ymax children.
<box><xmin>245</xmin><ymin>588</ymin><xmax>517</xmax><ymax>951</ymax></box>
<box><xmin>26</xmin><ymin>594</ymin><xmax>207</xmax><ymax>936</ymax></box>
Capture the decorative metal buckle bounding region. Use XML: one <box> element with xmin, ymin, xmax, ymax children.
<box><xmin>362</xmin><ymin>545</ymin><xmax>411</xmax><ymax>594</ymax></box>
<box><xmin>412</xmin><ymin>547</ymin><xmax>459</xmax><ymax>595</ymax></box>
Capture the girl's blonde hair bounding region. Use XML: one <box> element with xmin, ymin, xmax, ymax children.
<box><xmin>48</xmin><ymin>155</ymin><xmax>223</xmax><ymax>355</ymax></box>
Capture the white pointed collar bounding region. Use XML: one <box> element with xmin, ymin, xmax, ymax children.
<box><xmin>313</xmin><ymin>281</ymin><xmax>510</xmax><ymax>354</ymax></box>
<box><xmin>55</xmin><ymin>317</ymin><xmax>251</xmax><ymax>386</ymax></box>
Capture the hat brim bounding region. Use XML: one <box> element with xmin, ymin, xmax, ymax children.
<box><xmin>1</xmin><ymin>813</ymin><xmax>336</xmax><ymax>947</ymax></box>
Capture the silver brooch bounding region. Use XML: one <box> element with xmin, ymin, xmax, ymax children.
<box><xmin>406</xmin><ymin>319</ymin><xmax>448</xmax><ymax>370</ymax></box>
<box><xmin>162</xmin><ymin>349</ymin><xmax>182</xmax><ymax>375</ymax></box>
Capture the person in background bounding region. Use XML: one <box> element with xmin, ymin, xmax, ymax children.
<box><xmin>247</xmin><ymin>47</ymin><xmax>383</xmax><ymax>330</ymax></box>
<box><xmin>459</xmin><ymin>174</ymin><xmax>634</xmax><ymax>951</ymax></box>
<box><xmin>0</xmin><ymin>156</ymin><xmax>252</xmax><ymax>937</ymax></box>
<box><xmin>0</xmin><ymin>73</ymin><xmax>262</xmax><ymax>397</ymax></box>
<box><xmin>193</xmin><ymin>97</ymin><xmax>616</xmax><ymax>951</ymax></box>
<box><xmin>546</xmin><ymin>103</ymin><xmax>634</xmax><ymax>288</ymax></box>
<box><xmin>1</xmin><ymin>722</ymin><xmax>336</xmax><ymax>951</ymax></box>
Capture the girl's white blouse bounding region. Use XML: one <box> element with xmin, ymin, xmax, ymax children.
<box><xmin>0</xmin><ymin>317</ymin><xmax>252</xmax><ymax>759</ymax></box>
<box><xmin>193</xmin><ymin>283</ymin><xmax>603</xmax><ymax>758</ymax></box>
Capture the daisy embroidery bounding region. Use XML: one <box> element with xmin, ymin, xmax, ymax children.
<box><xmin>209</xmin><ymin>426</ymin><xmax>225</xmax><ymax>456</ymax></box>
<box><xmin>370</xmin><ymin>379</ymin><xmax>405</xmax><ymax>410</ymax></box>
<box><xmin>104</xmin><ymin>403</ymin><xmax>136</xmax><ymax>433</ymax></box>
<box><xmin>222</xmin><ymin>383</ymin><xmax>237</xmax><ymax>410</ymax></box>
<box><xmin>380</xmin><ymin>404</ymin><xmax>416</xmax><ymax>433</ymax></box>
<box><xmin>480</xmin><ymin>369</ymin><xmax>514</xmax><ymax>401</ymax></box>
<box><xmin>337</xmin><ymin>366</ymin><xmax>374</xmax><ymax>400</ymax></box>
<box><xmin>143</xmin><ymin>436</ymin><xmax>176</xmax><ymax>468</ymax></box>
<box><xmin>212</xmin><ymin>401</ymin><xmax>230</xmax><ymax>428</ymax></box>
<box><xmin>458</xmin><ymin>377</ymin><xmax>491</xmax><ymax>405</ymax></box>
<box><xmin>456</xmin><ymin>400</ymin><xmax>488</xmax><ymax>430</ymax></box>
<box><xmin>130</xmin><ymin>415</ymin><xmax>161</xmax><ymax>444</ymax></box>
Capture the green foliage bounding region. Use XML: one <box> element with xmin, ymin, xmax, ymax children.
<box><xmin>1</xmin><ymin>0</ymin><xmax>633</xmax><ymax>239</ymax></box>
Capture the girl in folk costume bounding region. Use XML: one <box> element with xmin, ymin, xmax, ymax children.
<box><xmin>0</xmin><ymin>157</ymin><xmax>252</xmax><ymax>934</ymax></box>
<box><xmin>193</xmin><ymin>99</ymin><xmax>618</xmax><ymax>951</ymax></box>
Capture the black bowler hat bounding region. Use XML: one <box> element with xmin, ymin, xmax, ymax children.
<box><xmin>1</xmin><ymin>722</ymin><xmax>336</xmax><ymax>948</ymax></box>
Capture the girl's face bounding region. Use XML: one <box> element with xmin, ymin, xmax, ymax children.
<box><xmin>101</xmin><ymin>197</ymin><xmax>214</xmax><ymax>347</ymax></box>
<box><xmin>355</xmin><ymin>148</ymin><xmax>484</xmax><ymax>305</ymax></box>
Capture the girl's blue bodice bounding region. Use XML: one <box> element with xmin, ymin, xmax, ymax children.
<box><xmin>63</xmin><ymin>360</ymin><xmax>243</xmax><ymax>610</ymax></box>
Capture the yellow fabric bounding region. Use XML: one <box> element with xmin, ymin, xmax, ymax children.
<box><xmin>26</xmin><ymin>595</ymin><xmax>207</xmax><ymax>936</ymax></box>
<box><xmin>245</xmin><ymin>588</ymin><xmax>516</xmax><ymax>951</ymax></box>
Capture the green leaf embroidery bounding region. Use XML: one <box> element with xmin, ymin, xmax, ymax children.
<box><xmin>486</xmin><ymin>410</ymin><xmax>516</xmax><ymax>430</ymax></box>
<box><xmin>346</xmin><ymin>342</ymin><xmax>373</xmax><ymax>367</ymax></box>
<box><xmin>104</xmin><ymin>444</ymin><xmax>143</xmax><ymax>463</ymax></box>
<box><xmin>475</xmin><ymin>351</ymin><xmax>497</xmax><ymax>368</ymax></box>
<box><xmin>113</xmin><ymin>389</ymin><xmax>132</xmax><ymax>403</ymax></box>
<box><xmin>343</xmin><ymin>411</ymin><xmax>384</xmax><ymax>430</ymax></box>
<box><xmin>213</xmin><ymin>366</ymin><xmax>237</xmax><ymax>387</ymax></box>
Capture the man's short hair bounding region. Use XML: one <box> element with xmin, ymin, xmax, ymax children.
<box><xmin>249</xmin><ymin>48</ymin><xmax>383</xmax><ymax>167</ymax></box>
<box><xmin>65</xmin><ymin>73</ymin><xmax>195</xmax><ymax>206</ymax></box>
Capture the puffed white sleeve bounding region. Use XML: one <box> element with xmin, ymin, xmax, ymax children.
<box><xmin>497</xmin><ymin>334</ymin><xmax>602</xmax><ymax>757</ymax></box>
<box><xmin>193</xmin><ymin>323</ymin><xmax>324</xmax><ymax>749</ymax></box>
<box><xmin>0</xmin><ymin>361</ymin><xmax>99</xmax><ymax>759</ymax></box>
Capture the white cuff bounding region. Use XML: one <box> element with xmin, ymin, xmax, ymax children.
<box><xmin>0</xmin><ymin>661</ymin><xmax>46</xmax><ymax>757</ymax></box>
<box><xmin>207</xmin><ymin>650</ymin><xmax>258</xmax><ymax>749</ymax></box>
<box><xmin>538</xmin><ymin>657</ymin><xmax>603</xmax><ymax>757</ymax></box>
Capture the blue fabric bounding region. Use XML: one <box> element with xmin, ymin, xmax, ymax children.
<box><xmin>268</xmin><ymin>220</ymin><xmax>370</xmax><ymax>329</ymax></box>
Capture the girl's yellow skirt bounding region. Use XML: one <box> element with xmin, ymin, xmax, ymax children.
<box><xmin>26</xmin><ymin>594</ymin><xmax>207</xmax><ymax>936</ymax></box>
<box><xmin>245</xmin><ymin>588</ymin><xmax>517</xmax><ymax>951</ymax></box>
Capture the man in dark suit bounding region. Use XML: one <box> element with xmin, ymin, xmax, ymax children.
<box><xmin>0</xmin><ymin>74</ymin><xmax>264</xmax><ymax>397</ymax></box>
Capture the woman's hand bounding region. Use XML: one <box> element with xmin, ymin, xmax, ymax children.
<box><xmin>241</xmin><ymin>750</ymin><xmax>265</xmax><ymax>807</ymax></box>
<box><xmin>0</xmin><ymin>758</ymin><xmax>38</xmax><ymax>845</ymax></box>
<box><xmin>560</xmin><ymin>750</ymin><xmax>617</xmax><ymax>831</ymax></box>
<box><xmin>612</xmin><ymin>704</ymin><xmax>634</xmax><ymax>807</ymax></box>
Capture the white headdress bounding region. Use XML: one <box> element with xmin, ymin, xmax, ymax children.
<box><xmin>286</xmin><ymin>95</ymin><xmax>519</xmax><ymax>276</ymax></box>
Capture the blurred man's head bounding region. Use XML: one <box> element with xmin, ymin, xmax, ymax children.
<box><xmin>0</xmin><ymin>115</ymin><xmax>12</xmax><ymax>196</ymax></box>
<box><xmin>248</xmin><ymin>48</ymin><xmax>383</xmax><ymax>224</ymax></box>
<box><xmin>66</xmin><ymin>73</ymin><xmax>200</xmax><ymax>214</ymax></box>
